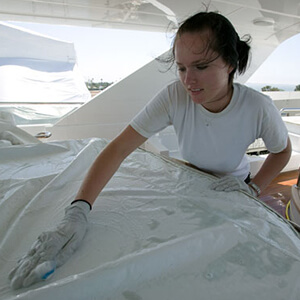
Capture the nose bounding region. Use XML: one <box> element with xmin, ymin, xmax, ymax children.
<box><xmin>183</xmin><ymin>68</ymin><xmax>196</xmax><ymax>86</ymax></box>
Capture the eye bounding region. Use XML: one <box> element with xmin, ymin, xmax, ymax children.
<box><xmin>196</xmin><ymin>64</ymin><xmax>208</xmax><ymax>70</ymax></box>
<box><xmin>177</xmin><ymin>66</ymin><xmax>186</xmax><ymax>73</ymax></box>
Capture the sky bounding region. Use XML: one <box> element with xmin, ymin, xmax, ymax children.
<box><xmin>9</xmin><ymin>21</ymin><xmax>172</xmax><ymax>83</ymax></box>
<box><xmin>8</xmin><ymin>21</ymin><xmax>300</xmax><ymax>89</ymax></box>
<box><xmin>247</xmin><ymin>33</ymin><xmax>300</xmax><ymax>87</ymax></box>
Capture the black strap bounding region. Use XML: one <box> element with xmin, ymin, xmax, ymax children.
<box><xmin>71</xmin><ymin>199</ymin><xmax>92</xmax><ymax>211</ymax></box>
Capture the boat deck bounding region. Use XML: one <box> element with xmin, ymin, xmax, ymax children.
<box><xmin>260</xmin><ymin>170</ymin><xmax>298</xmax><ymax>218</ymax></box>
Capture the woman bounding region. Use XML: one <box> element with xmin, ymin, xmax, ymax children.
<box><xmin>9</xmin><ymin>11</ymin><xmax>291</xmax><ymax>289</ymax></box>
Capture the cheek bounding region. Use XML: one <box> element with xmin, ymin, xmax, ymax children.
<box><xmin>207</xmin><ymin>69</ymin><xmax>229</xmax><ymax>88</ymax></box>
<box><xmin>200</xmin><ymin>70</ymin><xmax>220</xmax><ymax>88</ymax></box>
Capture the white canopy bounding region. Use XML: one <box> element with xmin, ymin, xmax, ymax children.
<box><xmin>0</xmin><ymin>22</ymin><xmax>90</xmax><ymax>104</ymax></box>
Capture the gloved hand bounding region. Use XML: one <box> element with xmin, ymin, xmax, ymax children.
<box><xmin>210</xmin><ymin>175</ymin><xmax>259</xmax><ymax>197</ymax></box>
<box><xmin>9</xmin><ymin>200</ymin><xmax>90</xmax><ymax>290</ymax></box>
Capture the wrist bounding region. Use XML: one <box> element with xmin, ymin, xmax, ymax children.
<box><xmin>71</xmin><ymin>199</ymin><xmax>92</xmax><ymax>211</ymax></box>
<box><xmin>248</xmin><ymin>181</ymin><xmax>261</xmax><ymax>197</ymax></box>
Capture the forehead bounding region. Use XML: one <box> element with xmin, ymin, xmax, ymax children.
<box><xmin>174</xmin><ymin>31</ymin><xmax>215</xmax><ymax>63</ymax></box>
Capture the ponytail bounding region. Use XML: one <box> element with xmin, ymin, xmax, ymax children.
<box><xmin>236</xmin><ymin>34</ymin><xmax>251</xmax><ymax>75</ymax></box>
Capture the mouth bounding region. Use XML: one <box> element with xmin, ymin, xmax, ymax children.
<box><xmin>188</xmin><ymin>87</ymin><xmax>204</xmax><ymax>94</ymax></box>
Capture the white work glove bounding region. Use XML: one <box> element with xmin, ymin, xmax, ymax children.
<box><xmin>9</xmin><ymin>200</ymin><xmax>91</xmax><ymax>290</ymax></box>
<box><xmin>210</xmin><ymin>175</ymin><xmax>260</xmax><ymax>197</ymax></box>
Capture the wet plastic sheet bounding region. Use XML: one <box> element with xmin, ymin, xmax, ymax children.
<box><xmin>1</xmin><ymin>138</ymin><xmax>300</xmax><ymax>300</ymax></box>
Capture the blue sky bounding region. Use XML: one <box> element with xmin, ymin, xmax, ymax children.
<box><xmin>8</xmin><ymin>21</ymin><xmax>300</xmax><ymax>87</ymax></box>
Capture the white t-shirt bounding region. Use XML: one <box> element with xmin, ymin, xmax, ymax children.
<box><xmin>130</xmin><ymin>81</ymin><xmax>288</xmax><ymax>180</ymax></box>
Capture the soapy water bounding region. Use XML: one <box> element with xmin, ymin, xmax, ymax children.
<box><xmin>122</xmin><ymin>290</ymin><xmax>143</xmax><ymax>300</ymax></box>
<box><xmin>204</xmin><ymin>241</ymin><xmax>294</xmax><ymax>281</ymax></box>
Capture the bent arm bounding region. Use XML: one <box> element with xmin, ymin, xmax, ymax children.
<box><xmin>251</xmin><ymin>137</ymin><xmax>292</xmax><ymax>193</ymax></box>
<box><xmin>75</xmin><ymin>125</ymin><xmax>147</xmax><ymax>207</ymax></box>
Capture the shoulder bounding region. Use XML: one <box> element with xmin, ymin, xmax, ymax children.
<box><xmin>234</xmin><ymin>83</ymin><xmax>274</xmax><ymax>109</ymax></box>
<box><xmin>234</xmin><ymin>83</ymin><xmax>270</xmax><ymax>101</ymax></box>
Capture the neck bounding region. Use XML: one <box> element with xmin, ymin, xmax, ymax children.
<box><xmin>202</xmin><ymin>85</ymin><xmax>234</xmax><ymax>113</ymax></box>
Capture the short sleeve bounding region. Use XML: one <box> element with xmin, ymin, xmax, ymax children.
<box><xmin>130</xmin><ymin>86</ymin><xmax>172</xmax><ymax>138</ymax></box>
<box><xmin>260</xmin><ymin>98</ymin><xmax>289</xmax><ymax>153</ymax></box>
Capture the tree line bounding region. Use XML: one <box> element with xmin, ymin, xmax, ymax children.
<box><xmin>85</xmin><ymin>79</ymin><xmax>113</xmax><ymax>91</ymax></box>
<box><xmin>261</xmin><ymin>84</ymin><xmax>300</xmax><ymax>91</ymax></box>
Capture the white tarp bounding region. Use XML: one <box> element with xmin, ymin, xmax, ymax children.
<box><xmin>1</xmin><ymin>136</ymin><xmax>300</xmax><ymax>299</ymax></box>
<box><xmin>0</xmin><ymin>22</ymin><xmax>90</xmax><ymax>104</ymax></box>
<box><xmin>0</xmin><ymin>111</ymin><xmax>41</xmax><ymax>146</ymax></box>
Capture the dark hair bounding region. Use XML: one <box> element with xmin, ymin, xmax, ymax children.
<box><xmin>164</xmin><ymin>11</ymin><xmax>251</xmax><ymax>82</ymax></box>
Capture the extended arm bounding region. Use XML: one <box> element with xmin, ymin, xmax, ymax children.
<box><xmin>9</xmin><ymin>125</ymin><xmax>147</xmax><ymax>289</ymax></box>
<box><xmin>75</xmin><ymin>125</ymin><xmax>147</xmax><ymax>207</ymax></box>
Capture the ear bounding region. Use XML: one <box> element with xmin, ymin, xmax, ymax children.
<box><xmin>227</xmin><ymin>65</ymin><xmax>234</xmax><ymax>74</ymax></box>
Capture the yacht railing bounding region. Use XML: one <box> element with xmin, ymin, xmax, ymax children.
<box><xmin>280</xmin><ymin>107</ymin><xmax>300</xmax><ymax>116</ymax></box>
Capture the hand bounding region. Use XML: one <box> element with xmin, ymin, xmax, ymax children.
<box><xmin>9</xmin><ymin>201</ymin><xmax>90</xmax><ymax>290</ymax></box>
<box><xmin>210</xmin><ymin>175</ymin><xmax>258</xmax><ymax>197</ymax></box>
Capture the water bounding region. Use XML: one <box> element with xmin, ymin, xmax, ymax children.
<box><xmin>246</xmin><ymin>82</ymin><xmax>298</xmax><ymax>92</ymax></box>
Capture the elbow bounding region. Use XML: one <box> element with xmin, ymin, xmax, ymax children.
<box><xmin>285</xmin><ymin>137</ymin><xmax>292</xmax><ymax>158</ymax></box>
<box><xmin>268</xmin><ymin>137</ymin><xmax>292</xmax><ymax>165</ymax></box>
<box><xmin>276</xmin><ymin>137</ymin><xmax>292</xmax><ymax>164</ymax></box>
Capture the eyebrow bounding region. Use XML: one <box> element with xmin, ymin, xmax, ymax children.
<box><xmin>176</xmin><ymin>55</ymin><xmax>220</xmax><ymax>66</ymax></box>
<box><xmin>176</xmin><ymin>60</ymin><xmax>206</xmax><ymax>66</ymax></box>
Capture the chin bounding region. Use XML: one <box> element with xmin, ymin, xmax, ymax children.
<box><xmin>191</xmin><ymin>97</ymin><xmax>206</xmax><ymax>105</ymax></box>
